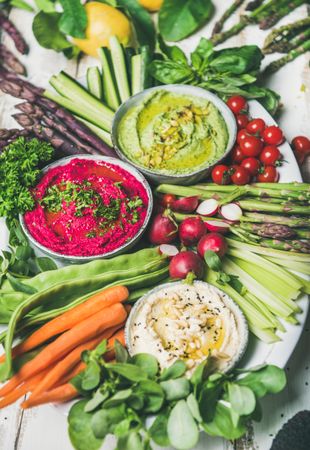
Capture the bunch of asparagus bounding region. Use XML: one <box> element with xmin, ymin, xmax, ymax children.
<box><xmin>0</xmin><ymin>11</ymin><xmax>27</xmax><ymax>75</ymax></box>
<box><xmin>211</xmin><ymin>0</ymin><xmax>307</xmax><ymax>45</ymax></box>
<box><xmin>156</xmin><ymin>182</ymin><xmax>310</xmax><ymax>254</ymax></box>
<box><xmin>263</xmin><ymin>17</ymin><xmax>310</xmax><ymax>74</ymax></box>
<box><xmin>0</xmin><ymin>68</ymin><xmax>115</xmax><ymax>156</ymax></box>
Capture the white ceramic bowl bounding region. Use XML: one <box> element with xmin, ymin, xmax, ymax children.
<box><xmin>112</xmin><ymin>85</ymin><xmax>237</xmax><ymax>185</ymax></box>
<box><xmin>20</xmin><ymin>155</ymin><xmax>153</xmax><ymax>264</ymax></box>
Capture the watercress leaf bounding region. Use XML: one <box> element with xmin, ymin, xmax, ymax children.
<box><xmin>10</xmin><ymin>0</ymin><xmax>34</xmax><ymax>12</ymax></box>
<box><xmin>68</xmin><ymin>399</ymin><xmax>103</xmax><ymax>450</ymax></box>
<box><xmin>58</xmin><ymin>0</ymin><xmax>87</xmax><ymax>38</ymax></box>
<box><xmin>148</xmin><ymin>411</ymin><xmax>170</xmax><ymax>447</ymax></box>
<box><xmin>158</xmin><ymin>35</ymin><xmax>188</xmax><ymax>65</ymax></box>
<box><xmin>190</xmin><ymin>37</ymin><xmax>214</xmax><ymax>71</ymax></box>
<box><xmin>115</xmin><ymin>339</ymin><xmax>129</xmax><ymax>363</ymax></box>
<box><xmin>252</xmin><ymin>399</ymin><xmax>263</xmax><ymax>422</ymax></box>
<box><xmin>91</xmin><ymin>409</ymin><xmax>111</xmax><ymax>439</ymax></box>
<box><xmin>130</xmin><ymin>353</ymin><xmax>159</xmax><ymax>379</ymax></box>
<box><xmin>1</xmin><ymin>257</ymin><xmax>10</xmax><ymax>273</ymax></box>
<box><xmin>84</xmin><ymin>389</ymin><xmax>108</xmax><ymax>413</ymax></box>
<box><xmin>186</xmin><ymin>393</ymin><xmax>202</xmax><ymax>423</ymax></box>
<box><xmin>160</xmin><ymin>378</ymin><xmax>190</xmax><ymax>401</ymax></box>
<box><xmin>204</xmin><ymin>250</ymin><xmax>222</xmax><ymax>272</ymax></box>
<box><xmin>103</xmin><ymin>388</ymin><xmax>133</xmax><ymax>408</ymax></box>
<box><xmin>15</xmin><ymin>245</ymin><xmax>33</xmax><ymax>261</ymax></box>
<box><xmin>70</xmin><ymin>371</ymin><xmax>88</xmax><ymax>395</ymax></box>
<box><xmin>167</xmin><ymin>400</ymin><xmax>199</xmax><ymax>450</ymax></box>
<box><xmin>127</xmin><ymin>394</ymin><xmax>144</xmax><ymax>410</ymax></box>
<box><xmin>6</xmin><ymin>273</ymin><xmax>37</xmax><ymax>295</ymax></box>
<box><xmin>81</xmin><ymin>360</ymin><xmax>101</xmax><ymax>391</ymax></box>
<box><xmin>149</xmin><ymin>60</ymin><xmax>194</xmax><ymax>85</ymax></box>
<box><xmin>198</xmin><ymin>379</ymin><xmax>223</xmax><ymax>423</ymax></box>
<box><xmin>117</xmin><ymin>431</ymin><xmax>144</xmax><ymax>450</ymax></box>
<box><xmin>34</xmin><ymin>0</ymin><xmax>55</xmax><ymax>12</ymax></box>
<box><xmin>238</xmin><ymin>365</ymin><xmax>286</xmax><ymax>397</ymax></box>
<box><xmin>227</xmin><ymin>383</ymin><xmax>256</xmax><ymax>416</ymax></box>
<box><xmin>105</xmin><ymin>362</ymin><xmax>148</xmax><ymax>381</ymax></box>
<box><xmin>160</xmin><ymin>359</ymin><xmax>187</xmax><ymax>381</ymax></box>
<box><xmin>202</xmin><ymin>401</ymin><xmax>247</xmax><ymax>440</ymax></box>
<box><xmin>209</xmin><ymin>46</ymin><xmax>263</xmax><ymax>75</ymax></box>
<box><xmin>228</xmin><ymin>275</ymin><xmax>244</xmax><ymax>294</ymax></box>
<box><xmin>32</xmin><ymin>12</ymin><xmax>73</xmax><ymax>52</ymax></box>
<box><xmin>35</xmin><ymin>256</ymin><xmax>58</xmax><ymax>272</ymax></box>
<box><xmin>94</xmin><ymin>339</ymin><xmax>107</xmax><ymax>357</ymax></box>
<box><xmin>159</xmin><ymin>0</ymin><xmax>214</xmax><ymax>42</ymax></box>
<box><xmin>136</xmin><ymin>380</ymin><xmax>164</xmax><ymax>413</ymax></box>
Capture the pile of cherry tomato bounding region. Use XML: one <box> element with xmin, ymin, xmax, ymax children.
<box><xmin>211</xmin><ymin>95</ymin><xmax>284</xmax><ymax>185</ymax></box>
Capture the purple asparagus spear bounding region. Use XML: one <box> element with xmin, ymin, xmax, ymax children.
<box><xmin>0</xmin><ymin>12</ymin><xmax>29</xmax><ymax>55</ymax></box>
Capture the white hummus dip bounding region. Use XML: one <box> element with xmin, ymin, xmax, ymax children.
<box><xmin>128</xmin><ymin>281</ymin><xmax>248</xmax><ymax>373</ymax></box>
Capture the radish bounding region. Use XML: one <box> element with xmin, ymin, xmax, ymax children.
<box><xmin>148</xmin><ymin>211</ymin><xmax>178</xmax><ymax>245</ymax></box>
<box><xmin>159</xmin><ymin>244</ymin><xmax>179</xmax><ymax>257</ymax></box>
<box><xmin>220</xmin><ymin>203</ymin><xmax>243</xmax><ymax>222</ymax></box>
<box><xmin>169</xmin><ymin>251</ymin><xmax>205</xmax><ymax>280</ymax></box>
<box><xmin>197</xmin><ymin>233</ymin><xmax>227</xmax><ymax>259</ymax></box>
<box><xmin>196</xmin><ymin>198</ymin><xmax>219</xmax><ymax>216</ymax></box>
<box><xmin>171</xmin><ymin>196</ymin><xmax>199</xmax><ymax>213</ymax></box>
<box><xmin>204</xmin><ymin>220</ymin><xmax>230</xmax><ymax>234</ymax></box>
<box><xmin>179</xmin><ymin>217</ymin><xmax>206</xmax><ymax>246</ymax></box>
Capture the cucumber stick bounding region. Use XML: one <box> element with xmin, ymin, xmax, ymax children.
<box><xmin>131</xmin><ymin>46</ymin><xmax>152</xmax><ymax>95</ymax></box>
<box><xmin>109</xmin><ymin>36</ymin><xmax>130</xmax><ymax>103</ymax></box>
<box><xmin>86</xmin><ymin>66</ymin><xmax>103</xmax><ymax>100</ymax></box>
<box><xmin>78</xmin><ymin>117</ymin><xmax>113</xmax><ymax>147</ymax></box>
<box><xmin>98</xmin><ymin>47</ymin><xmax>120</xmax><ymax>111</ymax></box>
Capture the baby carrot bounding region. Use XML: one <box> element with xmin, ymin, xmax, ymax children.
<box><xmin>21</xmin><ymin>383</ymin><xmax>78</xmax><ymax>409</ymax></box>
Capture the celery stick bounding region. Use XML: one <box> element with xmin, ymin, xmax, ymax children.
<box><xmin>247</xmin><ymin>323</ymin><xmax>281</xmax><ymax>343</ymax></box>
<box><xmin>292</xmin><ymin>274</ymin><xmax>310</xmax><ymax>295</ymax></box>
<box><xmin>265</xmin><ymin>256</ymin><xmax>310</xmax><ymax>275</ymax></box>
<box><xmin>244</xmin><ymin>292</ymin><xmax>285</xmax><ymax>332</ymax></box>
<box><xmin>77</xmin><ymin>117</ymin><xmax>113</xmax><ymax>147</ymax></box>
<box><xmin>285</xmin><ymin>315</ymin><xmax>299</xmax><ymax>325</ymax></box>
<box><xmin>222</xmin><ymin>258</ymin><xmax>295</xmax><ymax>317</ymax></box>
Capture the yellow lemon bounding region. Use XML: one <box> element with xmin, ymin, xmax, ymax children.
<box><xmin>73</xmin><ymin>2</ymin><xmax>133</xmax><ymax>58</ymax></box>
<box><xmin>139</xmin><ymin>0</ymin><xmax>163</xmax><ymax>12</ymax></box>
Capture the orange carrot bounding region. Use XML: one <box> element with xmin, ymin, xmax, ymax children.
<box><xmin>21</xmin><ymin>383</ymin><xmax>78</xmax><ymax>409</ymax></box>
<box><xmin>0</xmin><ymin>303</ymin><xmax>127</xmax><ymax>397</ymax></box>
<box><xmin>61</xmin><ymin>361</ymin><xmax>86</xmax><ymax>385</ymax></box>
<box><xmin>0</xmin><ymin>285</ymin><xmax>129</xmax><ymax>363</ymax></box>
<box><xmin>29</xmin><ymin>325</ymin><xmax>123</xmax><ymax>398</ymax></box>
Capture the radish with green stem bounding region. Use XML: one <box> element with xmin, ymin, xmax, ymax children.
<box><xmin>148</xmin><ymin>211</ymin><xmax>178</xmax><ymax>245</ymax></box>
<box><xmin>169</xmin><ymin>251</ymin><xmax>205</xmax><ymax>280</ymax></box>
<box><xmin>197</xmin><ymin>233</ymin><xmax>228</xmax><ymax>259</ymax></box>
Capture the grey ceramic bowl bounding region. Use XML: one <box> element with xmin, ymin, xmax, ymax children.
<box><xmin>125</xmin><ymin>280</ymin><xmax>249</xmax><ymax>373</ymax></box>
<box><xmin>112</xmin><ymin>85</ymin><xmax>237</xmax><ymax>185</ymax></box>
<box><xmin>20</xmin><ymin>155</ymin><xmax>153</xmax><ymax>264</ymax></box>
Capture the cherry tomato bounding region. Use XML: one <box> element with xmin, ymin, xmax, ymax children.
<box><xmin>161</xmin><ymin>194</ymin><xmax>176</xmax><ymax>207</ymax></box>
<box><xmin>227</xmin><ymin>96</ymin><xmax>248</xmax><ymax>114</ymax></box>
<box><xmin>237</xmin><ymin>129</ymin><xmax>250</xmax><ymax>144</ymax></box>
<box><xmin>230</xmin><ymin>145</ymin><xmax>245</xmax><ymax>164</ymax></box>
<box><xmin>246</xmin><ymin>118</ymin><xmax>266</xmax><ymax>135</ymax></box>
<box><xmin>292</xmin><ymin>136</ymin><xmax>310</xmax><ymax>153</ymax></box>
<box><xmin>241</xmin><ymin>157</ymin><xmax>261</xmax><ymax>176</ymax></box>
<box><xmin>211</xmin><ymin>164</ymin><xmax>231</xmax><ymax>185</ymax></box>
<box><xmin>240</xmin><ymin>135</ymin><xmax>263</xmax><ymax>157</ymax></box>
<box><xmin>231</xmin><ymin>165</ymin><xmax>250</xmax><ymax>185</ymax></box>
<box><xmin>259</xmin><ymin>146</ymin><xmax>281</xmax><ymax>166</ymax></box>
<box><xmin>236</xmin><ymin>114</ymin><xmax>249</xmax><ymax>129</ymax></box>
<box><xmin>257</xmin><ymin>166</ymin><xmax>279</xmax><ymax>183</ymax></box>
<box><xmin>262</xmin><ymin>126</ymin><xmax>284</xmax><ymax>145</ymax></box>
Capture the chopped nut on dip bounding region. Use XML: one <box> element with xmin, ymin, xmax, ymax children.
<box><xmin>127</xmin><ymin>281</ymin><xmax>248</xmax><ymax>374</ymax></box>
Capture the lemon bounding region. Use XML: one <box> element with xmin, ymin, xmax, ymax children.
<box><xmin>139</xmin><ymin>0</ymin><xmax>163</xmax><ymax>12</ymax></box>
<box><xmin>73</xmin><ymin>2</ymin><xmax>133</xmax><ymax>58</ymax></box>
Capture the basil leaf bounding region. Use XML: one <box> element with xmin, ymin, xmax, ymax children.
<box><xmin>160</xmin><ymin>378</ymin><xmax>190</xmax><ymax>401</ymax></box>
<box><xmin>32</xmin><ymin>12</ymin><xmax>73</xmax><ymax>52</ymax></box>
<box><xmin>59</xmin><ymin>0</ymin><xmax>87</xmax><ymax>38</ymax></box>
<box><xmin>36</xmin><ymin>256</ymin><xmax>58</xmax><ymax>272</ymax></box>
<box><xmin>160</xmin><ymin>359</ymin><xmax>187</xmax><ymax>381</ymax></box>
<box><xmin>209</xmin><ymin>46</ymin><xmax>263</xmax><ymax>75</ymax></box>
<box><xmin>149</xmin><ymin>60</ymin><xmax>194</xmax><ymax>85</ymax></box>
<box><xmin>149</xmin><ymin>411</ymin><xmax>170</xmax><ymax>447</ymax></box>
<box><xmin>130</xmin><ymin>353</ymin><xmax>159</xmax><ymax>378</ymax></box>
<box><xmin>158</xmin><ymin>35</ymin><xmax>188</xmax><ymax>65</ymax></box>
<box><xmin>6</xmin><ymin>273</ymin><xmax>37</xmax><ymax>295</ymax></box>
<box><xmin>190</xmin><ymin>37</ymin><xmax>213</xmax><ymax>71</ymax></box>
<box><xmin>204</xmin><ymin>250</ymin><xmax>222</xmax><ymax>271</ymax></box>
<box><xmin>167</xmin><ymin>400</ymin><xmax>199</xmax><ymax>450</ymax></box>
<box><xmin>68</xmin><ymin>400</ymin><xmax>103</xmax><ymax>450</ymax></box>
<box><xmin>105</xmin><ymin>362</ymin><xmax>148</xmax><ymax>381</ymax></box>
<box><xmin>227</xmin><ymin>383</ymin><xmax>256</xmax><ymax>416</ymax></box>
<box><xmin>159</xmin><ymin>0</ymin><xmax>214</xmax><ymax>42</ymax></box>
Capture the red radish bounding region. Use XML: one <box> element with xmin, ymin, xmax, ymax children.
<box><xmin>196</xmin><ymin>198</ymin><xmax>219</xmax><ymax>216</ymax></box>
<box><xmin>159</xmin><ymin>244</ymin><xmax>179</xmax><ymax>257</ymax></box>
<box><xmin>169</xmin><ymin>251</ymin><xmax>205</xmax><ymax>280</ymax></box>
<box><xmin>204</xmin><ymin>220</ymin><xmax>230</xmax><ymax>234</ymax></box>
<box><xmin>171</xmin><ymin>196</ymin><xmax>199</xmax><ymax>213</ymax></box>
<box><xmin>148</xmin><ymin>211</ymin><xmax>178</xmax><ymax>245</ymax></box>
<box><xmin>220</xmin><ymin>203</ymin><xmax>243</xmax><ymax>222</ymax></box>
<box><xmin>197</xmin><ymin>233</ymin><xmax>227</xmax><ymax>259</ymax></box>
<box><xmin>179</xmin><ymin>217</ymin><xmax>206</xmax><ymax>246</ymax></box>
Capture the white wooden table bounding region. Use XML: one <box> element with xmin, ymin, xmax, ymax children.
<box><xmin>0</xmin><ymin>2</ymin><xmax>309</xmax><ymax>450</ymax></box>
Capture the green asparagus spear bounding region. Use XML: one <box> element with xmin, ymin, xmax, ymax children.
<box><xmin>238</xmin><ymin>199</ymin><xmax>310</xmax><ymax>215</ymax></box>
<box><xmin>246</xmin><ymin>0</ymin><xmax>264</xmax><ymax>11</ymax></box>
<box><xmin>241</xmin><ymin>212</ymin><xmax>310</xmax><ymax>228</ymax></box>
<box><xmin>212</xmin><ymin>0</ymin><xmax>245</xmax><ymax>36</ymax></box>
<box><xmin>264</xmin><ymin>39</ymin><xmax>310</xmax><ymax>74</ymax></box>
<box><xmin>238</xmin><ymin>222</ymin><xmax>296</xmax><ymax>238</ymax></box>
<box><xmin>259</xmin><ymin>0</ymin><xmax>306</xmax><ymax>29</ymax></box>
<box><xmin>263</xmin><ymin>17</ymin><xmax>310</xmax><ymax>53</ymax></box>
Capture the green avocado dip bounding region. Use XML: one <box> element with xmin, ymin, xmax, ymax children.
<box><xmin>117</xmin><ymin>90</ymin><xmax>229</xmax><ymax>175</ymax></box>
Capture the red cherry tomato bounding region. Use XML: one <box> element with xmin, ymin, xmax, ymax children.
<box><xmin>262</xmin><ymin>126</ymin><xmax>284</xmax><ymax>145</ymax></box>
<box><xmin>237</xmin><ymin>129</ymin><xmax>250</xmax><ymax>144</ymax></box>
<box><xmin>161</xmin><ymin>194</ymin><xmax>176</xmax><ymax>207</ymax></box>
<box><xmin>230</xmin><ymin>145</ymin><xmax>245</xmax><ymax>164</ymax></box>
<box><xmin>241</xmin><ymin>157</ymin><xmax>261</xmax><ymax>176</ymax></box>
<box><xmin>240</xmin><ymin>135</ymin><xmax>263</xmax><ymax>157</ymax></box>
<box><xmin>246</xmin><ymin>118</ymin><xmax>266</xmax><ymax>135</ymax></box>
<box><xmin>292</xmin><ymin>136</ymin><xmax>310</xmax><ymax>153</ymax></box>
<box><xmin>211</xmin><ymin>164</ymin><xmax>231</xmax><ymax>185</ymax></box>
<box><xmin>259</xmin><ymin>146</ymin><xmax>281</xmax><ymax>166</ymax></box>
<box><xmin>231</xmin><ymin>165</ymin><xmax>250</xmax><ymax>185</ymax></box>
<box><xmin>236</xmin><ymin>114</ymin><xmax>249</xmax><ymax>129</ymax></box>
<box><xmin>257</xmin><ymin>166</ymin><xmax>279</xmax><ymax>183</ymax></box>
<box><xmin>227</xmin><ymin>95</ymin><xmax>248</xmax><ymax>114</ymax></box>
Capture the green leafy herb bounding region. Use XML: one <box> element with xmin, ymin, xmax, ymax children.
<box><xmin>32</xmin><ymin>11</ymin><xmax>74</xmax><ymax>53</ymax></box>
<box><xmin>58</xmin><ymin>0</ymin><xmax>87</xmax><ymax>38</ymax></box>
